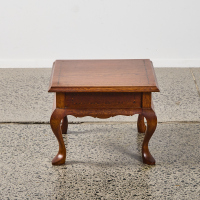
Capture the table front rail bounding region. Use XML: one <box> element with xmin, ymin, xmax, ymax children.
<box><xmin>64</xmin><ymin>92</ymin><xmax>142</xmax><ymax>109</ymax></box>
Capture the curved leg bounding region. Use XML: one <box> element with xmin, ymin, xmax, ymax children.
<box><xmin>137</xmin><ymin>114</ymin><xmax>146</xmax><ymax>133</ymax></box>
<box><xmin>142</xmin><ymin>109</ymin><xmax>157</xmax><ymax>165</ymax></box>
<box><xmin>61</xmin><ymin>116</ymin><xmax>68</xmax><ymax>134</ymax></box>
<box><xmin>50</xmin><ymin>108</ymin><xmax>67</xmax><ymax>165</ymax></box>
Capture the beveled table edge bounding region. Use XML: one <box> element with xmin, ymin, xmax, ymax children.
<box><xmin>48</xmin><ymin>86</ymin><xmax>160</xmax><ymax>93</ymax></box>
<box><xmin>48</xmin><ymin>59</ymin><xmax>160</xmax><ymax>93</ymax></box>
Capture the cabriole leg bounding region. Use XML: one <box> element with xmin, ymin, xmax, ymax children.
<box><xmin>50</xmin><ymin>109</ymin><xmax>67</xmax><ymax>165</ymax></box>
<box><xmin>142</xmin><ymin>109</ymin><xmax>157</xmax><ymax>165</ymax></box>
<box><xmin>137</xmin><ymin>114</ymin><xmax>146</xmax><ymax>133</ymax></box>
<box><xmin>61</xmin><ymin>116</ymin><xmax>68</xmax><ymax>134</ymax></box>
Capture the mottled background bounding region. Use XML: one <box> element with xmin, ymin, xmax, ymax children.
<box><xmin>0</xmin><ymin>68</ymin><xmax>200</xmax><ymax>199</ymax></box>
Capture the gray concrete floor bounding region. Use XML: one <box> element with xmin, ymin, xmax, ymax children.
<box><xmin>0</xmin><ymin>68</ymin><xmax>200</xmax><ymax>199</ymax></box>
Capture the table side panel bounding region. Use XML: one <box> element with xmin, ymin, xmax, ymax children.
<box><xmin>142</xmin><ymin>92</ymin><xmax>152</xmax><ymax>108</ymax></box>
<box><xmin>65</xmin><ymin>92</ymin><xmax>142</xmax><ymax>109</ymax></box>
<box><xmin>64</xmin><ymin>108</ymin><xmax>142</xmax><ymax>119</ymax></box>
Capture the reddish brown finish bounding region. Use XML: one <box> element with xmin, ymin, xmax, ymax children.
<box><xmin>142</xmin><ymin>92</ymin><xmax>152</xmax><ymax>108</ymax></box>
<box><xmin>56</xmin><ymin>93</ymin><xmax>65</xmax><ymax>108</ymax></box>
<box><xmin>66</xmin><ymin>108</ymin><xmax>142</xmax><ymax>119</ymax></box>
<box><xmin>49</xmin><ymin>59</ymin><xmax>159</xmax><ymax>166</ymax></box>
<box><xmin>65</xmin><ymin>92</ymin><xmax>142</xmax><ymax>109</ymax></box>
<box><xmin>48</xmin><ymin>59</ymin><xmax>160</xmax><ymax>93</ymax></box>
<box><xmin>61</xmin><ymin>116</ymin><xmax>68</xmax><ymax>134</ymax></box>
<box><xmin>50</xmin><ymin>108</ymin><xmax>66</xmax><ymax>165</ymax></box>
<box><xmin>142</xmin><ymin>109</ymin><xmax>157</xmax><ymax>165</ymax></box>
<box><xmin>137</xmin><ymin>114</ymin><xmax>146</xmax><ymax>133</ymax></box>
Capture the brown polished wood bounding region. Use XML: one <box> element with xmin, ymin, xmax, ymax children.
<box><xmin>65</xmin><ymin>92</ymin><xmax>142</xmax><ymax>109</ymax></box>
<box><xmin>61</xmin><ymin>116</ymin><xmax>68</xmax><ymax>134</ymax></box>
<box><xmin>49</xmin><ymin>59</ymin><xmax>160</xmax><ymax>165</ymax></box>
<box><xmin>50</xmin><ymin>108</ymin><xmax>66</xmax><ymax>165</ymax></box>
<box><xmin>137</xmin><ymin>114</ymin><xmax>146</xmax><ymax>133</ymax></box>
<box><xmin>48</xmin><ymin>59</ymin><xmax>159</xmax><ymax>92</ymax></box>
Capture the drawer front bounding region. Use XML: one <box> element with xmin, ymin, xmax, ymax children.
<box><xmin>65</xmin><ymin>92</ymin><xmax>141</xmax><ymax>109</ymax></box>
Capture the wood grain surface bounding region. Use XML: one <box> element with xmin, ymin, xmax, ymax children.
<box><xmin>48</xmin><ymin>59</ymin><xmax>160</xmax><ymax>92</ymax></box>
<box><xmin>65</xmin><ymin>92</ymin><xmax>141</xmax><ymax>109</ymax></box>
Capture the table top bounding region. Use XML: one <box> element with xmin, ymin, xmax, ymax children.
<box><xmin>48</xmin><ymin>59</ymin><xmax>160</xmax><ymax>92</ymax></box>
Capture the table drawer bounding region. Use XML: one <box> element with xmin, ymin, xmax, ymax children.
<box><xmin>65</xmin><ymin>92</ymin><xmax>141</xmax><ymax>109</ymax></box>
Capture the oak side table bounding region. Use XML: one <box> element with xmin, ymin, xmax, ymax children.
<box><xmin>48</xmin><ymin>59</ymin><xmax>160</xmax><ymax>165</ymax></box>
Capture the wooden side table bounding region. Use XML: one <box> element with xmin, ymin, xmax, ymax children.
<box><xmin>48</xmin><ymin>59</ymin><xmax>160</xmax><ymax>165</ymax></box>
